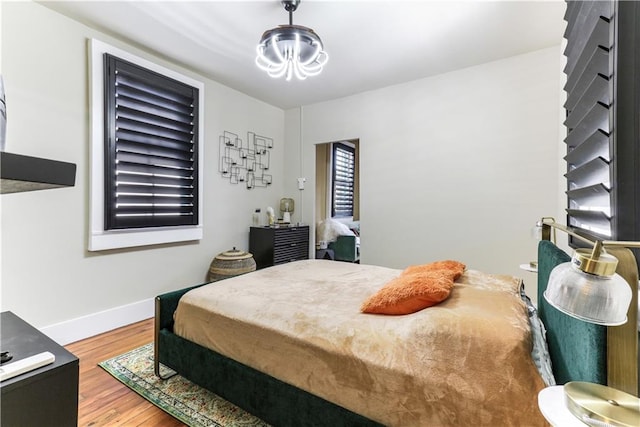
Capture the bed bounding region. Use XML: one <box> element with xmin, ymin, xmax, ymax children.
<box><xmin>154</xmin><ymin>241</ymin><xmax>638</xmax><ymax>426</ymax></box>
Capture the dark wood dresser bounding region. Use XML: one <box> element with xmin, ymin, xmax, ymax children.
<box><xmin>249</xmin><ymin>225</ymin><xmax>309</xmax><ymax>269</ymax></box>
<box><xmin>0</xmin><ymin>311</ymin><xmax>79</xmax><ymax>426</ymax></box>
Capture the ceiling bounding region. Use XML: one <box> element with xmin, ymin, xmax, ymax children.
<box><xmin>41</xmin><ymin>0</ymin><xmax>566</xmax><ymax>110</ymax></box>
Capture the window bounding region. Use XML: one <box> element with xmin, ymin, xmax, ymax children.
<box><xmin>104</xmin><ymin>54</ymin><xmax>199</xmax><ymax>230</ymax></box>
<box><xmin>331</xmin><ymin>142</ymin><xmax>355</xmax><ymax>218</ymax></box>
<box><xmin>89</xmin><ymin>39</ymin><xmax>204</xmax><ymax>251</ymax></box>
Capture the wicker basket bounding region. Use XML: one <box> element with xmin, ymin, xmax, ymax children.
<box><xmin>207</xmin><ymin>247</ymin><xmax>256</xmax><ymax>282</ymax></box>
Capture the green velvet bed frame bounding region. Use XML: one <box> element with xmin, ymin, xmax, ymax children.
<box><xmin>153</xmin><ymin>241</ymin><xmax>637</xmax><ymax>425</ymax></box>
<box><xmin>154</xmin><ymin>284</ymin><xmax>382</xmax><ymax>427</ymax></box>
<box><xmin>537</xmin><ymin>240</ymin><xmax>606</xmax><ymax>384</ymax></box>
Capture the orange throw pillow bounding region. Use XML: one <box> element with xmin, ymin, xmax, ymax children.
<box><xmin>402</xmin><ymin>260</ymin><xmax>466</xmax><ymax>280</ymax></box>
<box><xmin>360</xmin><ymin>270</ymin><xmax>455</xmax><ymax>315</ymax></box>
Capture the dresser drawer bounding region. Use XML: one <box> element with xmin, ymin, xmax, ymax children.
<box><xmin>273</xmin><ymin>243</ymin><xmax>308</xmax><ymax>265</ymax></box>
<box><xmin>273</xmin><ymin>227</ymin><xmax>309</xmax><ymax>246</ymax></box>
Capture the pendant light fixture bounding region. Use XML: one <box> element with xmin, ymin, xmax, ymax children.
<box><xmin>255</xmin><ymin>0</ymin><xmax>328</xmax><ymax>81</ymax></box>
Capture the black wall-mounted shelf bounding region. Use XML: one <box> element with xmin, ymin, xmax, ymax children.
<box><xmin>0</xmin><ymin>151</ymin><xmax>76</xmax><ymax>194</ymax></box>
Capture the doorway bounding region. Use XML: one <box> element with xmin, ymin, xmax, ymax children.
<box><xmin>314</xmin><ymin>139</ymin><xmax>360</xmax><ymax>257</ymax></box>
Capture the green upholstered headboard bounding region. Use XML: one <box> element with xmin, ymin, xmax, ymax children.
<box><xmin>537</xmin><ymin>240</ymin><xmax>607</xmax><ymax>385</ymax></box>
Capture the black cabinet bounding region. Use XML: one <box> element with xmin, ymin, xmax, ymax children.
<box><xmin>0</xmin><ymin>311</ymin><xmax>79</xmax><ymax>426</ymax></box>
<box><xmin>250</xmin><ymin>226</ymin><xmax>309</xmax><ymax>269</ymax></box>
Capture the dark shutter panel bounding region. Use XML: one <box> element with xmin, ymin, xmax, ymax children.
<box><xmin>332</xmin><ymin>143</ymin><xmax>354</xmax><ymax>218</ymax></box>
<box><xmin>104</xmin><ymin>54</ymin><xmax>199</xmax><ymax>230</ymax></box>
<box><xmin>613</xmin><ymin>1</ymin><xmax>640</xmax><ymax>247</ymax></box>
<box><xmin>563</xmin><ymin>0</ymin><xmax>613</xmax><ymax>239</ymax></box>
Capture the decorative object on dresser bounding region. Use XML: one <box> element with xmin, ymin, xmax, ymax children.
<box><xmin>207</xmin><ymin>247</ymin><xmax>257</xmax><ymax>282</ymax></box>
<box><xmin>279</xmin><ymin>197</ymin><xmax>294</xmax><ymax>223</ymax></box>
<box><xmin>249</xmin><ymin>225</ymin><xmax>309</xmax><ymax>269</ymax></box>
<box><xmin>252</xmin><ymin>208</ymin><xmax>262</xmax><ymax>226</ymax></box>
<box><xmin>219</xmin><ymin>130</ymin><xmax>273</xmax><ymax>189</ymax></box>
<box><xmin>0</xmin><ymin>311</ymin><xmax>79</xmax><ymax>427</ymax></box>
<box><xmin>266</xmin><ymin>206</ymin><xmax>275</xmax><ymax>226</ymax></box>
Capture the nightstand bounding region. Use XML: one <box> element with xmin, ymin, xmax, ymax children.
<box><xmin>0</xmin><ymin>311</ymin><xmax>79</xmax><ymax>426</ymax></box>
<box><xmin>537</xmin><ymin>386</ymin><xmax>586</xmax><ymax>427</ymax></box>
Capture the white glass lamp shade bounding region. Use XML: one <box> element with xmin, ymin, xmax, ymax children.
<box><xmin>544</xmin><ymin>249</ymin><xmax>632</xmax><ymax>326</ymax></box>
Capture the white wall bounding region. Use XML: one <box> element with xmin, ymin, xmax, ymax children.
<box><xmin>0</xmin><ymin>2</ymin><xmax>285</xmax><ymax>340</ymax></box>
<box><xmin>286</xmin><ymin>47</ymin><xmax>564</xmax><ymax>304</ymax></box>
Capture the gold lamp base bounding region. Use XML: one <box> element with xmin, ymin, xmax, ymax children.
<box><xmin>564</xmin><ymin>382</ymin><xmax>640</xmax><ymax>427</ymax></box>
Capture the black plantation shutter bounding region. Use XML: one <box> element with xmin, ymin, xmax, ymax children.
<box><xmin>563</xmin><ymin>1</ymin><xmax>614</xmax><ymax>239</ymax></box>
<box><xmin>332</xmin><ymin>143</ymin><xmax>355</xmax><ymax>218</ymax></box>
<box><xmin>104</xmin><ymin>54</ymin><xmax>199</xmax><ymax>230</ymax></box>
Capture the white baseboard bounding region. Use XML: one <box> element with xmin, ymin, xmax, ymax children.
<box><xmin>40</xmin><ymin>298</ymin><xmax>155</xmax><ymax>346</ymax></box>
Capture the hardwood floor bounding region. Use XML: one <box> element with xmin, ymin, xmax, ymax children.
<box><xmin>65</xmin><ymin>318</ymin><xmax>184</xmax><ymax>426</ymax></box>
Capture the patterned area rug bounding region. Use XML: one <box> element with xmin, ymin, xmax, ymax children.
<box><xmin>99</xmin><ymin>343</ymin><xmax>269</xmax><ymax>427</ymax></box>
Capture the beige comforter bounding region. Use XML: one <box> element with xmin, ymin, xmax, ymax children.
<box><xmin>174</xmin><ymin>260</ymin><xmax>546</xmax><ymax>426</ymax></box>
